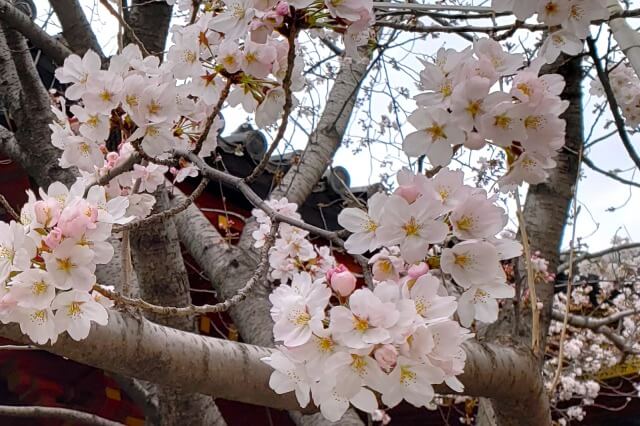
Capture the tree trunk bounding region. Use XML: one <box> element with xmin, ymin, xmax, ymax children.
<box><xmin>476</xmin><ymin>54</ymin><xmax>583</xmax><ymax>426</ymax></box>
<box><xmin>130</xmin><ymin>187</ymin><xmax>226</xmax><ymax>426</ymax></box>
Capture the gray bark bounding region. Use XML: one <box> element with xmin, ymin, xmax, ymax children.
<box><xmin>49</xmin><ymin>0</ymin><xmax>105</xmax><ymax>58</ymax></box>
<box><xmin>130</xmin><ymin>188</ymin><xmax>226</xmax><ymax>426</ymax></box>
<box><xmin>0</xmin><ymin>310</ymin><xmax>550</xmax><ymax>425</ymax></box>
<box><xmin>0</xmin><ymin>24</ymin><xmax>75</xmax><ymax>187</ymax></box>
<box><xmin>173</xmin><ymin>56</ymin><xmax>372</xmax><ymax>426</ymax></box>
<box><xmin>123</xmin><ymin>0</ymin><xmax>173</xmax><ymax>56</ymax></box>
<box><xmin>476</xmin><ymin>55</ymin><xmax>583</xmax><ymax>426</ymax></box>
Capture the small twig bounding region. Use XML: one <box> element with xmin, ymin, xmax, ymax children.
<box><xmin>84</xmin><ymin>153</ymin><xmax>141</xmax><ymax>196</ymax></box>
<box><xmin>98</xmin><ymin>0</ymin><xmax>150</xmax><ymax>57</ymax></box>
<box><xmin>114</xmin><ymin>177</ymin><xmax>209</xmax><ymax>232</ymax></box>
<box><xmin>95</xmin><ymin>223</ymin><xmax>278</xmax><ymax>316</ymax></box>
<box><xmin>0</xmin><ymin>194</ymin><xmax>19</xmax><ymax>220</ymax></box>
<box><xmin>581</xmin><ymin>154</ymin><xmax>640</xmax><ymax>189</ymax></box>
<box><xmin>245</xmin><ymin>18</ymin><xmax>299</xmax><ymax>183</ymax></box>
<box><xmin>515</xmin><ymin>189</ymin><xmax>541</xmax><ymax>355</ymax></box>
<box><xmin>0</xmin><ymin>405</ymin><xmax>124</xmax><ymax>426</ymax></box>
<box><xmin>550</xmin><ymin>146</ymin><xmax>583</xmax><ymax>395</ymax></box>
<box><xmin>193</xmin><ymin>78</ymin><xmax>232</xmax><ymax>155</ymax></box>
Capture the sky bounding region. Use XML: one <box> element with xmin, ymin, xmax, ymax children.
<box><xmin>30</xmin><ymin>0</ymin><xmax>640</xmax><ymax>252</ymax></box>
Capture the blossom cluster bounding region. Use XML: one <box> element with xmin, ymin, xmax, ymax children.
<box><xmin>0</xmin><ymin>182</ymin><xmax>131</xmax><ymax>344</ymax></box>
<box><xmin>261</xmin><ymin>167</ymin><xmax>522</xmax><ymax>421</ymax></box>
<box><xmin>543</xmin><ymin>241</ymin><xmax>640</xmax><ymax>423</ymax></box>
<box><xmin>590</xmin><ymin>62</ymin><xmax>640</xmax><ymax>127</ymax></box>
<box><xmin>492</xmin><ymin>0</ymin><xmax>609</xmax><ymax>63</ymax></box>
<box><xmin>251</xmin><ymin>198</ymin><xmax>336</xmax><ymax>282</ymax></box>
<box><xmin>404</xmin><ymin>39</ymin><xmax>568</xmax><ymax>191</ymax></box>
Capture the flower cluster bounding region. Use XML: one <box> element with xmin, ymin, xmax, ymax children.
<box><xmin>492</xmin><ymin>0</ymin><xmax>609</xmax><ymax>63</ymax></box>
<box><xmin>590</xmin><ymin>62</ymin><xmax>640</xmax><ymax>127</ymax></box>
<box><xmin>261</xmin><ymin>167</ymin><xmax>522</xmax><ymax>421</ymax></box>
<box><xmin>404</xmin><ymin>39</ymin><xmax>568</xmax><ymax>191</ymax></box>
<box><xmin>252</xmin><ymin>198</ymin><xmax>336</xmax><ymax>282</ymax></box>
<box><xmin>542</xmin><ymin>241</ymin><xmax>640</xmax><ymax>423</ymax></box>
<box><xmin>0</xmin><ymin>182</ymin><xmax>131</xmax><ymax>344</ymax></box>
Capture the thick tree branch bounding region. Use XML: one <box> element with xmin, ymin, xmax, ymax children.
<box><xmin>49</xmin><ymin>0</ymin><xmax>105</xmax><ymax>57</ymax></box>
<box><xmin>0</xmin><ymin>405</ymin><xmax>123</xmax><ymax>426</ymax></box>
<box><xmin>0</xmin><ymin>312</ymin><xmax>549</xmax><ymax>425</ymax></box>
<box><xmin>0</xmin><ymin>0</ymin><xmax>73</xmax><ymax>64</ymax></box>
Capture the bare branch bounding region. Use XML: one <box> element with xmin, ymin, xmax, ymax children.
<box><xmin>557</xmin><ymin>242</ymin><xmax>640</xmax><ymax>272</ymax></box>
<box><xmin>581</xmin><ymin>154</ymin><xmax>640</xmax><ymax>188</ymax></box>
<box><xmin>193</xmin><ymin>78</ymin><xmax>232</xmax><ymax>155</ymax></box>
<box><xmin>99</xmin><ymin>0</ymin><xmax>150</xmax><ymax>56</ymax></box>
<box><xmin>0</xmin><ymin>405</ymin><xmax>124</xmax><ymax>426</ymax></box>
<box><xmin>0</xmin><ymin>0</ymin><xmax>73</xmax><ymax>64</ymax></box>
<box><xmin>0</xmin><ymin>312</ymin><xmax>550</xmax><ymax>424</ymax></box>
<box><xmin>245</xmin><ymin>22</ymin><xmax>299</xmax><ymax>182</ymax></box>
<box><xmin>0</xmin><ymin>193</ymin><xmax>19</xmax><ymax>220</ymax></box>
<box><xmin>94</xmin><ymin>222</ymin><xmax>277</xmax><ymax>316</ymax></box>
<box><xmin>114</xmin><ymin>177</ymin><xmax>209</xmax><ymax>232</ymax></box>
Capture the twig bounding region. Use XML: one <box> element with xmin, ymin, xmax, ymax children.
<box><xmin>550</xmin><ymin>146</ymin><xmax>583</xmax><ymax>394</ymax></box>
<box><xmin>581</xmin><ymin>153</ymin><xmax>640</xmax><ymax>189</ymax></box>
<box><xmin>0</xmin><ymin>405</ymin><xmax>124</xmax><ymax>426</ymax></box>
<box><xmin>84</xmin><ymin>153</ymin><xmax>141</xmax><ymax>196</ymax></box>
<box><xmin>193</xmin><ymin>78</ymin><xmax>232</xmax><ymax>155</ymax></box>
<box><xmin>0</xmin><ymin>194</ymin><xmax>19</xmax><ymax>220</ymax></box>
<box><xmin>95</xmin><ymin>223</ymin><xmax>278</xmax><ymax>316</ymax></box>
<box><xmin>98</xmin><ymin>0</ymin><xmax>150</xmax><ymax>57</ymax></box>
<box><xmin>114</xmin><ymin>177</ymin><xmax>209</xmax><ymax>232</ymax></box>
<box><xmin>245</xmin><ymin>18</ymin><xmax>299</xmax><ymax>183</ymax></box>
<box><xmin>515</xmin><ymin>189</ymin><xmax>540</xmax><ymax>355</ymax></box>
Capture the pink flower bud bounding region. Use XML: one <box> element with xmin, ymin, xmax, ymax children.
<box><xmin>34</xmin><ymin>199</ymin><xmax>60</xmax><ymax>227</ymax></box>
<box><xmin>395</xmin><ymin>184</ymin><xmax>420</xmax><ymax>203</ymax></box>
<box><xmin>407</xmin><ymin>262</ymin><xmax>429</xmax><ymax>279</ymax></box>
<box><xmin>275</xmin><ymin>1</ymin><xmax>289</xmax><ymax>16</ymax></box>
<box><xmin>374</xmin><ymin>344</ymin><xmax>398</xmax><ymax>372</ymax></box>
<box><xmin>327</xmin><ymin>264</ymin><xmax>356</xmax><ymax>297</ymax></box>
<box><xmin>43</xmin><ymin>227</ymin><xmax>63</xmax><ymax>249</ymax></box>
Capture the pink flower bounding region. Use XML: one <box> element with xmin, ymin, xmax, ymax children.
<box><xmin>43</xmin><ymin>227</ymin><xmax>63</xmax><ymax>249</ymax></box>
<box><xmin>327</xmin><ymin>264</ymin><xmax>357</xmax><ymax>297</ymax></box>
<box><xmin>407</xmin><ymin>262</ymin><xmax>429</xmax><ymax>279</ymax></box>
<box><xmin>374</xmin><ymin>344</ymin><xmax>398</xmax><ymax>372</ymax></box>
<box><xmin>33</xmin><ymin>199</ymin><xmax>61</xmax><ymax>228</ymax></box>
<box><xmin>275</xmin><ymin>1</ymin><xmax>289</xmax><ymax>15</ymax></box>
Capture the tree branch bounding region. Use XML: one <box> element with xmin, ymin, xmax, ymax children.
<box><xmin>557</xmin><ymin>242</ymin><xmax>640</xmax><ymax>272</ymax></box>
<box><xmin>49</xmin><ymin>0</ymin><xmax>105</xmax><ymax>58</ymax></box>
<box><xmin>0</xmin><ymin>312</ymin><xmax>550</xmax><ymax>424</ymax></box>
<box><xmin>0</xmin><ymin>0</ymin><xmax>73</xmax><ymax>64</ymax></box>
<box><xmin>581</xmin><ymin>154</ymin><xmax>640</xmax><ymax>188</ymax></box>
<box><xmin>0</xmin><ymin>405</ymin><xmax>124</xmax><ymax>426</ymax></box>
